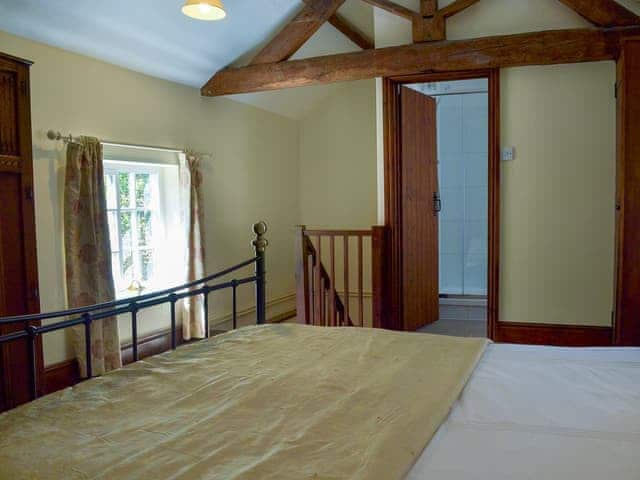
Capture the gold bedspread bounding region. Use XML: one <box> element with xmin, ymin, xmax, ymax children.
<box><xmin>0</xmin><ymin>324</ymin><xmax>486</xmax><ymax>480</ymax></box>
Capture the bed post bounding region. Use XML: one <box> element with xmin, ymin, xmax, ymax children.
<box><xmin>253</xmin><ymin>221</ymin><xmax>268</xmax><ymax>325</ymax></box>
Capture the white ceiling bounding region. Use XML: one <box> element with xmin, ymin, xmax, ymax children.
<box><xmin>0</xmin><ymin>0</ymin><xmax>373</xmax><ymax>118</ymax></box>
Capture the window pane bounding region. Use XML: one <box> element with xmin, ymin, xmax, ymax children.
<box><xmin>135</xmin><ymin>173</ymin><xmax>151</xmax><ymax>208</ymax></box>
<box><xmin>121</xmin><ymin>249</ymin><xmax>134</xmax><ymax>285</ymax></box>
<box><xmin>140</xmin><ymin>250</ymin><xmax>154</xmax><ymax>282</ymax></box>
<box><xmin>137</xmin><ymin>210</ymin><xmax>152</xmax><ymax>247</ymax></box>
<box><xmin>105</xmin><ymin>174</ymin><xmax>118</xmax><ymax>210</ymax></box>
<box><xmin>118</xmin><ymin>172</ymin><xmax>131</xmax><ymax>208</ymax></box>
<box><xmin>111</xmin><ymin>252</ymin><xmax>121</xmax><ymax>287</ymax></box>
<box><xmin>119</xmin><ymin>212</ymin><xmax>132</xmax><ymax>249</ymax></box>
<box><xmin>107</xmin><ymin>211</ymin><xmax>119</xmax><ymax>251</ymax></box>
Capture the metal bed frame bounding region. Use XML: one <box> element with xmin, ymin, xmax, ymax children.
<box><xmin>0</xmin><ymin>221</ymin><xmax>268</xmax><ymax>403</ymax></box>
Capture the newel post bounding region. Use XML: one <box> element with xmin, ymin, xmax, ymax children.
<box><xmin>371</xmin><ymin>226</ymin><xmax>388</xmax><ymax>329</ymax></box>
<box><xmin>294</xmin><ymin>225</ymin><xmax>310</xmax><ymax>324</ymax></box>
<box><xmin>253</xmin><ymin>221</ymin><xmax>268</xmax><ymax>325</ymax></box>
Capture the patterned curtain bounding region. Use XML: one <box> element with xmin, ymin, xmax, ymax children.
<box><xmin>179</xmin><ymin>151</ymin><xmax>206</xmax><ymax>340</ymax></box>
<box><xmin>64</xmin><ymin>137</ymin><xmax>121</xmax><ymax>377</ymax></box>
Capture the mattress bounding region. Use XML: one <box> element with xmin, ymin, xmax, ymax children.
<box><xmin>407</xmin><ymin>343</ymin><xmax>640</xmax><ymax>479</ymax></box>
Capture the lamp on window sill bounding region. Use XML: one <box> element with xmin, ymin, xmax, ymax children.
<box><xmin>182</xmin><ymin>0</ymin><xmax>226</xmax><ymax>21</ymax></box>
<box><xmin>127</xmin><ymin>280</ymin><xmax>146</xmax><ymax>294</ymax></box>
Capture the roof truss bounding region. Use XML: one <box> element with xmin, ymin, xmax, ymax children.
<box><xmin>250</xmin><ymin>0</ymin><xmax>347</xmax><ymax>64</ymax></box>
<box><xmin>326</xmin><ymin>11</ymin><xmax>374</xmax><ymax>50</ymax></box>
<box><xmin>203</xmin><ymin>0</ymin><xmax>640</xmax><ymax>97</ymax></box>
<box><xmin>557</xmin><ymin>0</ymin><xmax>640</xmax><ymax>27</ymax></box>
<box><xmin>302</xmin><ymin>0</ymin><xmax>374</xmax><ymax>50</ymax></box>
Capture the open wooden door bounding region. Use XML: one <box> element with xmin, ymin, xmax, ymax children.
<box><xmin>400</xmin><ymin>86</ymin><xmax>439</xmax><ymax>331</ymax></box>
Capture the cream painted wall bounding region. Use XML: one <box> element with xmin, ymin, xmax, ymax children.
<box><xmin>373</xmin><ymin>0</ymin><xmax>620</xmax><ymax>326</ymax></box>
<box><xmin>299</xmin><ymin>79</ymin><xmax>378</xmax><ymax>229</ymax></box>
<box><xmin>0</xmin><ymin>31</ymin><xmax>300</xmax><ymax>365</ymax></box>
<box><xmin>500</xmin><ymin>63</ymin><xmax>616</xmax><ymax>326</ymax></box>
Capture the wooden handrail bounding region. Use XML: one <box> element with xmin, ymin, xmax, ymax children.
<box><xmin>295</xmin><ymin>225</ymin><xmax>388</xmax><ymax>328</ymax></box>
<box><xmin>304</xmin><ymin>229</ymin><xmax>373</xmax><ymax>237</ymax></box>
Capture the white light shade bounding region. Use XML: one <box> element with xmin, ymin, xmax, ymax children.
<box><xmin>182</xmin><ymin>0</ymin><xmax>226</xmax><ymax>21</ymax></box>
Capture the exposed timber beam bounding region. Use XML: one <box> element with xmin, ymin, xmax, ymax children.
<box><xmin>420</xmin><ymin>0</ymin><xmax>438</xmax><ymax>17</ymax></box>
<box><xmin>202</xmin><ymin>26</ymin><xmax>639</xmax><ymax>97</ymax></box>
<box><xmin>359</xmin><ymin>0</ymin><xmax>418</xmax><ymax>21</ymax></box>
<box><xmin>415</xmin><ymin>0</ymin><xmax>441</xmax><ymax>41</ymax></box>
<box><xmin>439</xmin><ymin>0</ymin><xmax>481</xmax><ymax>18</ymax></box>
<box><xmin>414</xmin><ymin>0</ymin><xmax>480</xmax><ymax>41</ymax></box>
<box><xmin>301</xmin><ymin>0</ymin><xmax>374</xmax><ymax>49</ymax></box>
<box><xmin>557</xmin><ymin>0</ymin><xmax>640</xmax><ymax>27</ymax></box>
<box><xmin>250</xmin><ymin>0</ymin><xmax>346</xmax><ymax>65</ymax></box>
<box><xmin>328</xmin><ymin>12</ymin><xmax>375</xmax><ymax>49</ymax></box>
<box><xmin>360</xmin><ymin>0</ymin><xmax>480</xmax><ymax>42</ymax></box>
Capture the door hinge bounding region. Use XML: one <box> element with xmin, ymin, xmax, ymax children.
<box><xmin>33</xmin><ymin>288</ymin><xmax>39</xmax><ymax>300</ymax></box>
<box><xmin>20</xmin><ymin>80</ymin><xmax>27</xmax><ymax>96</ymax></box>
<box><xmin>614</xmin><ymin>82</ymin><xmax>618</xmax><ymax>99</ymax></box>
<box><xmin>25</xmin><ymin>186</ymin><xmax>33</xmax><ymax>200</ymax></box>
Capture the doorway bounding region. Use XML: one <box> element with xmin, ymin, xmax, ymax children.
<box><xmin>383</xmin><ymin>70</ymin><xmax>500</xmax><ymax>339</ymax></box>
<box><xmin>414</xmin><ymin>78</ymin><xmax>489</xmax><ymax>336</ymax></box>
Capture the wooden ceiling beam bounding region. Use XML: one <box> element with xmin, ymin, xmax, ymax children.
<box><xmin>414</xmin><ymin>0</ymin><xmax>481</xmax><ymax>42</ymax></box>
<box><xmin>202</xmin><ymin>26</ymin><xmax>639</xmax><ymax>97</ymax></box>
<box><xmin>358</xmin><ymin>0</ymin><xmax>480</xmax><ymax>42</ymax></box>
<box><xmin>557</xmin><ymin>0</ymin><xmax>640</xmax><ymax>27</ymax></box>
<box><xmin>328</xmin><ymin>12</ymin><xmax>375</xmax><ymax>49</ymax></box>
<box><xmin>414</xmin><ymin>0</ymin><xmax>441</xmax><ymax>41</ymax></box>
<box><xmin>421</xmin><ymin>0</ymin><xmax>438</xmax><ymax>17</ymax></box>
<box><xmin>250</xmin><ymin>0</ymin><xmax>346</xmax><ymax>65</ymax></box>
<box><xmin>358</xmin><ymin>0</ymin><xmax>419</xmax><ymax>21</ymax></box>
<box><xmin>439</xmin><ymin>0</ymin><xmax>481</xmax><ymax>18</ymax></box>
<box><xmin>301</xmin><ymin>0</ymin><xmax>374</xmax><ymax>49</ymax></box>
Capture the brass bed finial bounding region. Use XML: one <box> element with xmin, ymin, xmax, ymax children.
<box><xmin>252</xmin><ymin>221</ymin><xmax>268</xmax><ymax>252</ymax></box>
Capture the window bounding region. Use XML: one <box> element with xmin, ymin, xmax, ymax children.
<box><xmin>104</xmin><ymin>159</ymin><xmax>181</xmax><ymax>297</ymax></box>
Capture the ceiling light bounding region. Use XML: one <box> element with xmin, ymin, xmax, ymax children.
<box><xmin>182</xmin><ymin>0</ymin><xmax>226</xmax><ymax>21</ymax></box>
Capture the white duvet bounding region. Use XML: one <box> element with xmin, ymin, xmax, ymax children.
<box><xmin>407</xmin><ymin>343</ymin><xmax>640</xmax><ymax>479</ymax></box>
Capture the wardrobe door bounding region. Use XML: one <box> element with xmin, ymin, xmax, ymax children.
<box><xmin>0</xmin><ymin>52</ymin><xmax>42</xmax><ymax>410</ymax></box>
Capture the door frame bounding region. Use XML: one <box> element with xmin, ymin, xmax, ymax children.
<box><xmin>383</xmin><ymin>69</ymin><xmax>500</xmax><ymax>338</ymax></box>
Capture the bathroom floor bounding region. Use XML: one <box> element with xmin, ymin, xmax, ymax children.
<box><xmin>418</xmin><ymin>318</ymin><xmax>486</xmax><ymax>338</ymax></box>
<box><xmin>418</xmin><ymin>300</ymin><xmax>487</xmax><ymax>338</ymax></box>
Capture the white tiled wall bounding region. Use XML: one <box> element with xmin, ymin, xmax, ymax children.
<box><xmin>436</xmin><ymin>85</ymin><xmax>488</xmax><ymax>295</ymax></box>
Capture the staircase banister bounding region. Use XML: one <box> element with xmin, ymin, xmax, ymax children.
<box><xmin>296</xmin><ymin>224</ymin><xmax>388</xmax><ymax>329</ymax></box>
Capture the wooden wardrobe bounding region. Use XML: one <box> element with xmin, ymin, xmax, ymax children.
<box><xmin>0</xmin><ymin>52</ymin><xmax>41</xmax><ymax>411</ymax></box>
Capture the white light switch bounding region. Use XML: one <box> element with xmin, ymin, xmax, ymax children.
<box><xmin>502</xmin><ymin>146</ymin><xmax>515</xmax><ymax>161</ymax></box>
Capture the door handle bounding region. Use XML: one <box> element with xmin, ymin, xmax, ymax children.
<box><xmin>433</xmin><ymin>192</ymin><xmax>442</xmax><ymax>215</ymax></box>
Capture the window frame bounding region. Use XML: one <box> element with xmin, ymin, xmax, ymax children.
<box><xmin>104</xmin><ymin>160</ymin><xmax>163</xmax><ymax>295</ymax></box>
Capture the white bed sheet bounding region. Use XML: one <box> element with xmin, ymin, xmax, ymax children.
<box><xmin>406</xmin><ymin>343</ymin><xmax>640</xmax><ymax>480</ymax></box>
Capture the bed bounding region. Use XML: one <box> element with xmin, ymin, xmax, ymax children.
<box><xmin>1</xmin><ymin>324</ymin><xmax>638</xmax><ymax>480</ymax></box>
<box><xmin>1</xmin><ymin>225</ymin><xmax>639</xmax><ymax>479</ymax></box>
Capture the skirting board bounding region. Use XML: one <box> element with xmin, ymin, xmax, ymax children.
<box><xmin>42</xmin><ymin>359</ymin><xmax>80</xmax><ymax>395</ymax></box>
<box><xmin>43</xmin><ymin>293</ymin><xmax>296</xmax><ymax>395</ymax></box>
<box><xmin>209</xmin><ymin>292</ymin><xmax>296</xmax><ymax>329</ymax></box>
<box><xmin>494</xmin><ymin>322</ymin><xmax>613</xmax><ymax>347</ymax></box>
